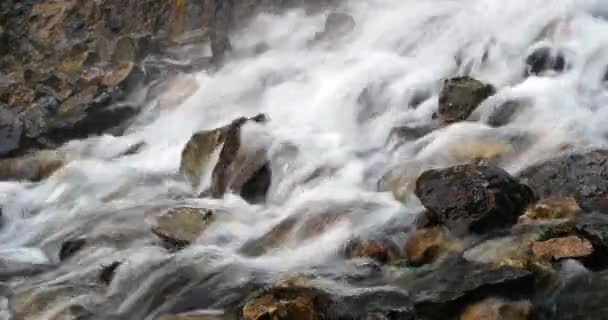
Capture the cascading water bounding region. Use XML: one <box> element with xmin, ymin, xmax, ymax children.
<box><xmin>5</xmin><ymin>0</ymin><xmax>608</xmax><ymax>319</ymax></box>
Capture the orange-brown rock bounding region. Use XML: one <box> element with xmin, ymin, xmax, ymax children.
<box><xmin>404</xmin><ymin>227</ymin><xmax>463</xmax><ymax>266</ymax></box>
<box><xmin>243</xmin><ymin>292</ymin><xmax>317</xmax><ymax>320</ymax></box>
<box><xmin>531</xmin><ymin>236</ymin><xmax>593</xmax><ymax>261</ymax></box>
<box><xmin>460</xmin><ymin>298</ymin><xmax>531</xmax><ymax>320</ymax></box>
<box><xmin>345</xmin><ymin>239</ymin><xmax>401</xmax><ymax>263</ymax></box>
<box><xmin>520</xmin><ymin>197</ymin><xmax>579</xmax><ymax>223</ymax></box>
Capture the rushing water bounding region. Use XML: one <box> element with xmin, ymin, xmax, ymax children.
<box><xmin>6</xmin><ymin>0</ymin><xmax>608</xmax><ymax>319</ymax></box>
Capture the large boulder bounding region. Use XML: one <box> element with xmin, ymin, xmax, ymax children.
<box><xmin>415</xmin><ymin>164</ymin><xmax>535</xmax><ymax>234</ymax></box>
<box><xmin>434</xmin><ymin>77</ymin><xmax>495</xmax><ymax>124</ymax></box>
<box><xmin>518</xmin><ymin>150</ymin><xmax>608</xmax><ymax>212</ymax></box>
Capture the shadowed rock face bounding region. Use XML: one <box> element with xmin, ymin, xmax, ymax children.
<box><xmin>415</xmin><ymin>164</ymin><xmax>535</xmax><ymax>234</ymax></box>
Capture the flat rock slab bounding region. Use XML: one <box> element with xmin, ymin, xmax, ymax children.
<box><xmin>532</xmin><ymin>236</ymin><xmax>594</xmax><ymax>261</ymax></box>
<box><xmin>407</xmin><ymin>260</ymin><xmax>534</xmax><ymax>320</ymax></box>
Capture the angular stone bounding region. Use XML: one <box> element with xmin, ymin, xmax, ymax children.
<box><xmin>435</xmin><ymin>77</ymin><xmax>495</xmax><ymax>124</ymax></box>
<box><xmin>180</xmin><ymin>114</ymin><xmax>270</xmax><ymax>203</ymax></box>
<box><xmin>145</xmin><ymin>207</ymin><xmax>214</xmax><ymax>248</ymax></box>
<box><xmin>415</xmin><ymin>164</ymin><xmax>535</xmax><ymax>234</ymax></box>
<box><xmin>531</xmin><ymin>236</ymin><xmax>594</xmax><ymax>261</ymax></box>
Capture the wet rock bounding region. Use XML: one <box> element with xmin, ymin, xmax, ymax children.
<box><xmin>408</xmin><ymin>259</ymin><xmax>535</xmax><ymax>320</ymax></box>
<box><xmin>460</xmin><ymin>298</ymin><xmax>531</xmax><ymax>320</ymax></box>
<box><xmin>434</xmin><ymin>77</ymin><xmax>495</xmax><ymax>124</ymax></box>
<box><xmin>313</xmin><ymin>12</ymin><xmax>356</xmax><ymax>42</ymax></box>
<box><xmin>462</xmin><ymin>234</ymin><xmax>543</xmax><ymax>272</ymax></box>
<box><xmin>535</xmin><ymin>270</ymin><xmax>608</xmax><ymax>320</ymax></box>
<box><xmin>240</xmin><ymin>209</ymin><xmax>349</xmax><ymax>256</ymax></box>
<box><xmin>99</xmin><ymin>261</ymin><xmax>122</xmax><ymax>285</ymax></box>
<box><xmin>58</xmin><ymin>237</ymin><xmax>86</xmax><ymax>261</ymax></box>
<box><xmin>145</xmin><ymin>207</ymin><xmax>214</xmax><ymax>249</ymax></box>
<box><xmin>486</xmin><ymin>100</ymin><xmax>529</xmax><ymax>127</ymax></box>
<box><xmin>531</xmin><ymin>236</ymin><xmax>594</xmax><ymax>261</ymax></box>
<box><xmin>0</xmin><ymin>107</ymin><xmax>23</xmax><ymax>158</ymax></box>
<box><xmin>344</xmin><ymin>238</ymin><xmax>401</xmax><ymax>264</ymax></box>
<box><xmin>0</xmin><ymin>151</ymin><xmax>64</xmax><ymax>181</ymax></box>
<box><xmin>518</xmin><ymin>150</ymin><xmax>608</xmax><ymax>212</ymax></box>
<box><xmin>519</xmin><ymin>197</ymin><xmax>579</xmax><ymax>223</ymax></box>
<box><xmin>404</xmin><ymin>227</ymin><xmax>463</xmax><ymax>266</ymax></box>
<box><xmin>525</xmin><ymin>46</ymin><xmax>566</xmax><ymax>76</ymax></box>
<box><xmin>180</xmin><ymin>114</ymin><xmax>270</xmax><ymax>203</ymax></box>
<box><xmin>241</xmin><ymin>284</ymin><xmax>414</xmax><ymax>320</ymax></box>
<box><xmin>415</xmin><ymin>164</ymin><xmax>535</xmax><ymax>234</ymax></box>
<box><xmin>179</xmin><ymin>128</ymin><xmax>224</xmax><ymax>190</ymax></box>
<box><xmin>243</xmin><ymin>290</ymin><xmax>317</xmax><ymax>320</ymax></box>
<box><xmin>207</xmin><ymin>0</ymin><xmax>233</xmax><ymax>64</ymax></box>
<box><xmin>385</xmin><ymin>125</ymin><xmax>433</xmax><ymax>149</ymax></box>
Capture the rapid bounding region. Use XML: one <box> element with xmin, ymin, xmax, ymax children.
<box><xmin>4</xmin><ymin>0</ymin><xmax>608</xmax><ymax>318</ymax></box>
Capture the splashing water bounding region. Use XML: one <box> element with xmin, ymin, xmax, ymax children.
<box><xmin>6</xmin><ymin>0</ymin><xmax>608</xmax><ymax>318</ymax></box>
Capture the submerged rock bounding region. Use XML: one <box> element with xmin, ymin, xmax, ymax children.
<box><xmin>58</xmin><ymin>237</ymin><xmax>87</xmax><ymax>261</ymax></box>
<box><xmin>531</xmin><ymin>236</ymin><xmax>594</xmax><ymax>261</ymax></box>
<box><xmin>415</xmin><ymin>164</ymin><xmax>535</xmax><ymax>234</ymax></box>
<box><xmin>460</xmin><ymin>298</ymin><xmax>531</xmax><ymax>320</ymax></box>
<box><xmin>518</xmin><ymin>150</ymin><xmax>608</xmax><ymax>212</ymax></box>
<box><xmin>243</xmin><ymin>290</ymin><xmax>317</xmax><ymax>320</ymax></box>
<box><xmin>434</xmin><ymin>77</ymin><xmax>495</xmax><ymax>124</ymax></box>
<box><xmin>519</xmin><ymin>197</ymin><xmax>580</xmax><ymax>223</ymax></box>
<box><xmin>344</xmin><ymin>238</ymin><xmax>401</xmax><ymax>264</ymax></box>
<box><xmin>313</xmin><ymin>12</ymin><xmax>356</xmax><ymax>42</ymax></box>
<box><xmin>408</xmin><ymin>259</ymin><xmax>534</xmax><ymax>320</ymax></box>
<box><xmin>525</xmin><ymin>46</ymin><xmax>567</xmax><ymax>76</ymax></box>
<box><xmin>145</xmin><ymin>207</ymin><xmax>214</xmax><ymax>249</ymax></box>
<box><xmin>486</xmin><ymin>99</ymin><xmax>530</xmax><ymax>128</ymax></box>
<box><xmin>0</xmin><ymin>151</ymin><xmax>64</xmax><ymax>181</ymax></box>
<box><xmin>99</xmin><ymin>261</ymin><xmax>122</xmax><ymax>285</ymax></box>
<box><xmin>404</xmin><ymin>227</ymin><xmax>463</xmax><ymax>266</ymax></box>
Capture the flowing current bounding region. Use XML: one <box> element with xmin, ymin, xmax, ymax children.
<box><xmin>6</xmin><ymin>0</ymin><xmax>608</xmax><ymax>318</ymax></box>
